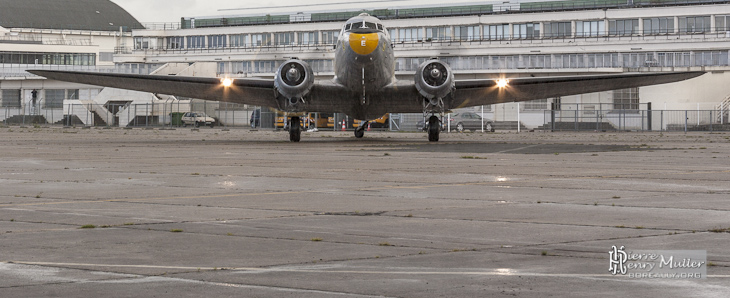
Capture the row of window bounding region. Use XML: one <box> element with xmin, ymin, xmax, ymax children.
<box><xmin>494</xmin><ymin>89</ymin><xmax>639</xmax><ymax>111</ymax></box>
<box><xmin>135</xmin><ymin>31</ymin><xmax>340</xmax><ymax>50</ymax></box>
<box><xmin>0</xmin><ymin>89</ymin><xmax>78</xmax><ymax>108</ymax></box>
<box><xmin>133</xmin><ymin>14</ymin><xmax>730</xmax><ymax>50</ymax></box>
<box><xmin>213</xmin><ymin>51</ymin><xmax>728</xmax><ymax>74</ymax></box>
<box><xmin>0</xmin><ymin>52</ymin><xmax>96</xmax><ymax>66</ymax></box>
<box><xmin>218</xmin><ymin>59</ymin><xmax>335</xmax><ymax>74</ymax></box>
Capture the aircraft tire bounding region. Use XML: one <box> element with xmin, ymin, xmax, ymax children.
<box><xmin>289</xmin><ymin>117</ymin><xmax>301</xmax><ymax>142</ymax></box>
<box><xmin>428</xmin><ymin>116</ymin><xmax>440</xmax><ymax>142</ymax></box>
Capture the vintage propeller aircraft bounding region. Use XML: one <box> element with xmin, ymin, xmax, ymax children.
<box><xmin>30</xmin><ymin>13</ymin><xmax>704</xmax><ymax>142</ymax></box>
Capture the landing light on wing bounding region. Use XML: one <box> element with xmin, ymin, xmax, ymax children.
<box><xmin>221</xmin><ymin>78</ymin><xmax>233</xmax><ymax>87</ymax></box>
<box><xmin>496</xmin><ymin>78</ymin><xmax>509</xmax><ymax>88</ymax></box>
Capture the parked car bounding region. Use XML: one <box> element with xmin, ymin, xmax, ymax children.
<box><xmin>445</xmin><ymin>112</ymin><xmax>495</xmax><ymax>132</ymax></box>
<box><xmin>181</xmin><ymin>112</ymin><xmax>215</xmax><ymax>128</ymax></box>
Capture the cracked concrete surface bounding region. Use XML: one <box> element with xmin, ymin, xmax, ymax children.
<box><xmin>0</xmin><ymin>127</ymin><xmax>729</xmax><ymax>297</ymax></box>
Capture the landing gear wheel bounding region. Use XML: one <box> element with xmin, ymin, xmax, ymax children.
<box><xmin>428</xmin><ymin>115</ymin><xmax>440</xmax><ymax>142</ymax></box>
<box><xmin>289</xmin><ymin>117</ymin><xmax>301</xmax><ymax>142</ymax></box>
<box><xmin>456</xmin><ymin>122</ymin><xmax>464</xmax><ymax>132</ymax></box>
<box><xmin>354</xmin><ymin>122</ymin><xmax>367</xmax><ymax>138</ymax></box>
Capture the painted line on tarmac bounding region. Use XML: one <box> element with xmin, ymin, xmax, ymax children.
<box><xmin>494</xmin><ymin>144</ymin><xmax>540</xmax><ymax>153</ymax></box>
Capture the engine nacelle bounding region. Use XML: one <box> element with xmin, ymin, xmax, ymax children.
<box><xmin>414</xmin><ymin>59</ymin><xmax>455</xmax><ymax>101</ymax></box>
<box><xmin>274</xmin><ymin>59</ymin><xmax>315</xmax><ymax>104</ymax></box>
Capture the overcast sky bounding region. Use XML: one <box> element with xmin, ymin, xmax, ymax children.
<box><xmin>111</xmin><ymin>0</ymin><xmax>492</xmax><ymax>23</ymax></box>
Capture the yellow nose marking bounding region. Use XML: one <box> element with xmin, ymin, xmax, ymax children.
<box><xmin>349</xmin><ymin>33</ymin><xmax>379</xmax><ymax>56</ymax></box>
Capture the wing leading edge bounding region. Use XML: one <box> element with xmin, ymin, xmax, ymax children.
<box><xmin>27</xmin><ymin>69</ymin><xmax>358</xmax><ymax>114</ymax></box>
<box><xmin>27</xmin><ymin>70</ymin><xmax>278</xmax><ymax>107</ymax></box>
<box><xmin>450</xmin><ymin>71</ymin><xmax>705</xmax><ymax>108</ymax></box>
<box><xmin>28</xmin><ymin>69</ymin><xmax>705</xmax><ymax>117</ymax></box>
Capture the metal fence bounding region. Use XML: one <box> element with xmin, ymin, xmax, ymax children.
<box><xmin>2</xmin><ymin>102</ymin><xmax>728</xmax><ymax>132</ymax></box>
<box><xmin>543</xmin><ymin>109</ymin><xmax>730</xmax><ymax>131</ymax></box>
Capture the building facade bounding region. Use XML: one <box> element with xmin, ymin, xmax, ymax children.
<box><xmin>4</xmin><ymin>0</ymin><xmax>730</xmax><ymax>129</ymax></box>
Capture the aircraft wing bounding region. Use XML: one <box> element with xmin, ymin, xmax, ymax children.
<box><xmin>448</xmin><ymin>71</ymin><xmax>705</xmax><ymax>109</ymax></box>
<box><xmin>27</xmin><ymin>70</ymin><xmax>279</xmax><ymax>107</ymax></box>
<box><xmin>27</xmin><ymin>69</ymin><xmax>358</xmax><ymax>113</ymax></box>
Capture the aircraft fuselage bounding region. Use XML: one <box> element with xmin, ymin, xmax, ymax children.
<box><xmin>333</xmin><ymin>14</ymin><xmax>396</xmax><ymax>110</ymax></box>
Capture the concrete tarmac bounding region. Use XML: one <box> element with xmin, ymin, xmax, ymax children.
<box><xmin>0</xmin><ymin>127</ymin><xmax>728</xmax><ymax>297</ymax></box>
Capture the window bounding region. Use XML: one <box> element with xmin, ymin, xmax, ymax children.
<box><xmin>585</xmin><ymin>53</ymin><xmax>619</xmax><ymax>68</ymax></box>
<box><xmin>186</xmin><ymin>36</ymin><xmax>205</xmax><ymax>48</ymax></box>
<box><xmin>426</xmin><ymin>26</ymin><xmax>451</xmax><ymax>41</ymax></box>
<box><xmin>322</xmin><ymin>30</ymin><xmax>339</xmax><ymax>44</ymax></box>
<box><xmin>44</xmin><ymin>89</ymin><xmax>65</xmax><ymax>108</ymax></box>
<box><xmin>643</xmin><ymin>17</ymin><xmax>674</xmax><ymax>35</ymax></box>
<box><xmin>304</xmin><ymin>59</ymin><xmax>334</xmax><ymax>72</ymax></box>
<box><xmin>526</xmin><ymin>55</ymin><xmax>549</xmax><ymax>68</ymax></box>
<box><xmin>1</xmin><ymin>89</ymin><xmax>21</xmax><ymax>107</ymax></box>
<box><xmin>679</xmin><ymin>16</ymin><xmax>711</xmax><ymax>33</ymax></box>
<box><xmin>230</xmin><ymin>34</ymin><xmax>247</xmax><ymax>47</ymax></box>
<box><xmin>166</xmin><ymin>37</ymin><xmax>184</xmax><ymax>49</ymax></box>
<box><xmin>609</xmin><ymin>19</ymin><xmax>639</xmax><ymax>36</ymax></box>
<box><xmin>254</xmin><ymin>60</ymin><xmax>277</xmax><ymax>73</ymax></box>
<box><xmin>0</xmin><ymin>52</ymin><xmax>95</xmax><ymax>66</ymax></box>
<box><xmin>298</xmin><ymin>32</ymin><xmax>318</xmax><ymax>45</ymax></box>
<box><xmin>208</xmin><ymin>35</ymin><xmax>226</xmax><ymax>48</ymax></box>
<box><xmin>576</xmin><ymin>20</ymin><xmax>605</xmax><ymax>37</ymax></box>
<box><xmin>513</xmin><ymin>23</ymin><xmax>540</xmax><ymax>39</ymax></box>
<box><xmin>397</xmin><ymin>27</ymin><xmax>423</xmax><ymax>42</ymax></box>
<box><xmin>715</xmin><ymin>15</ymin><xmax>730</xmax><ymax>32</ymax></box>
<box><xmin>274</xmin><ymin>32</ymin><xmax>294</xmax><ymax>45</ymax></box>
<box><xmin>544</xmin><ymin>22</ymin><xmax>572</xmax><ymax>38</ymax></box>
<box><xmin>231</xmin><ymin>61</ymin><xmax>253</xmax><ymax>74</ymax></box>
<box><xmin>67</xmin><ymin>89</ymin><xmax>79</xmax><ymax>100</ymax></box>
<box><xmin>523</xmin><ymin>98</ymin><xmax>548</xmax><ymax>110</ymax></box>
<box><xmin>251</xmin><ymin>33</ymin><xmax>271</xmax><ymax>46</ymax></box>
<box><xmin>454</xmin><ymin>25</ymin><xmax>479</xmax><ymax>41</ymax></box>
<box><xmin>694</xmin><ymin>51</ymin><xmax>728</xmax><ymax>66</ymax></box>
<box><xmin>484</xmin><ymin>24</ymin><xmax>509</xmax><ymax>40</ymax></box>
<box><xmin>613</xmin><ymin>88</ymin><xmax>639</xmax><ymax>110</ymax></box>
<box><xmin>134</xmin><ymin>37</ymin><xmax>150</xmax><ymax>50</ymax></box>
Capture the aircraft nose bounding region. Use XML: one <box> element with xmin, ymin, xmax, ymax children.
<box><xmin>348</xmin><ymin>33</ymin><xmax>379</xmax><ymax>56</ymax></box>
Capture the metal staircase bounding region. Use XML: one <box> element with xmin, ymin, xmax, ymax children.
<box><xmin>80</xmin><ymin>100</ymin><xmax>112</xmax><ymax>126</ymax></box>
<box><xmin>717</xmin><ymin>95</ymin><xmax>730</xmax><ymax>124</ymax></box>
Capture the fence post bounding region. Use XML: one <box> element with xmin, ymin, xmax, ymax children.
<box><xmin>550</xmin><ymin>102</ymin><xmax>556</xmax><ymax>132</ymax></box>
<box><xmin>660</xmin><ymin>110</ymin><xmax>664</xmax><ymax>132</ymax></box>
<box><xmin>647</xmin><ymin>102</ymin><xmax>652</xmax><ymax>131</ymax></box>
<box><xmin>481</xmin><ymin>105</ymin><xmax>484</xmax><ymax>132</ymax></box>
<box><xmin>512</xmin><ymin>101</ymin><xmax>520</xmax><ymax>133</ymax></box>
<box><xmin>684</xmin><ymin>110</ymin><xmax>688</xmax><ymax>133</ymax></box>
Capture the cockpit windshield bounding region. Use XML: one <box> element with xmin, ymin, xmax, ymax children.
<box><xmin>345</xmin><ymin>20</ymin><xmax>385</xmax><ymax>32</ymax></box>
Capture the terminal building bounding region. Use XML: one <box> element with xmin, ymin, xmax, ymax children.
<box><xmin>3</xmin><ymin>0</ymin><xmax>730</xmax><ymax>130</ymax></box>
